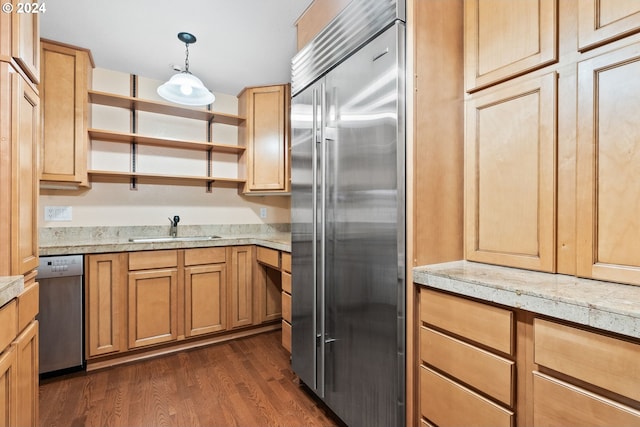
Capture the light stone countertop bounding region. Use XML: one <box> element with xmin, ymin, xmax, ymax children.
<box><xmin>0</xmin><ymin>275</ymin><xmax>24</xmax><ymax>308</ymax></box>
<box><xmin>39</xmin><ymin>224</ymin><xmax>291</xmax><ymax>256</ymax></box>
<box><xmin>413</xmin><ymin>260</ymin><xmax>640</xmax><ymax>340</ymax></box>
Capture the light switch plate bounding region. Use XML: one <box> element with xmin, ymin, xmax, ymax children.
<box><xmin>45</xmin><ymin>206</ymin><xmax>72</xmax><ymax>221</ymax></box>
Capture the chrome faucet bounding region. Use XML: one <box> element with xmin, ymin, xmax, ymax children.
<box><xmin>168</xmin><ymin>215</ymin><xmax>180</xmax><ymax>238</ymax></box>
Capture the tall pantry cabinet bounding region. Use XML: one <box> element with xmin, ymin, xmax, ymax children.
<box><xmin>464</xmin><ymin>0</ymin><xmax>640</xmax><ymax>284</ymax></box>
<box><xmin>0</xmin><ymin>3</ymin><xmax>41</xmax><ymax>427</ymax></box>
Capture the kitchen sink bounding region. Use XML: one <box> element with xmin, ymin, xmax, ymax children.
<box><xmin>128</xmin><ymin>236</ymin><xmax>221</xmax><ymax>243</ymax></box>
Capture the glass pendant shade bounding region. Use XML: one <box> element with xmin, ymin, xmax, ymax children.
<box><xmin>157</xmin><ymin>72</ymin><xmax>215</xmax><ymax>106</ymax></box>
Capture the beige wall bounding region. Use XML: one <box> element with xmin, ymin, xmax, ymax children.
<box><xmin>40</xmin><ymin>68</ymin><xmax>291</xmax><ymax>228</ymax></box>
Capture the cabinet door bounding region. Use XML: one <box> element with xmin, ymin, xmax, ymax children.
<box><xmin>185</xmin><ymin>264</ymin><xmax>227</xmax><ymax>337</ymax></box>
<box><xmin>40</xmin><ymin>40</ymin><xmax>92</xmax><ymax>186</ymax></box>
<box><xmin>0</xmin><ymin>2</ymin><xmax>39</xmax><ymax>84</ymax></box>
<box><xmin>11</xmin><ymin>0</ymin><xmax>39</xmax><ymax>84</ymax></box>
<box><xmin>11</xmin><ymin>67</ymin><xmax>39</xmax><ymax>276</ymax></box>
<box><xmin>577</xmin><ymin>42</ymin><xmax>640</xmax><ymax>285</ymax></box>
<box><xmin>255</xmin><ymin>265</ymin><xmax>282</xmax><ymax>324</ymax></box>
<box><xmin>239</xmin><ymin>84</ymin><xmax>290</xmax><ymax>193</ymax></box>
<box><xmin>464</xmin><ymin>0</ymin><xmax>557</xmax><ymax>91</ymax></box>
<box><xmin>0</xmin><ymin>347</ymin><xmax>17</xmax><ymax>427</ymax></box>
<box><xmin>128</xmin><ymin>268</ymin><xmax>178</xmax><ymax>349</ymax></box>
<box><xmin>14</xmin><ymin>321</ymin><xmax>37</xmax><ymax>427</ymax></box>
<box><xmin>465</xmin><ymin>73</ymin><xmax>557</xmax><ymax>272</ymax></box>
<box><xmin>578</xmin><ymin>0</ymin><xmax>640</xmax><ymax>51</ymax></box>
<box><xmin>228</xmin><ymin>246</ymin><xmax>253</xmax><ymax>328</ymax></box>
<box><xmin>86</xmin><ymin>253</ymin><xmax>125</xmax><ymax>357</ymax></box>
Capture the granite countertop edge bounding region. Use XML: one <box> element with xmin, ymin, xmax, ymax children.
<box><xmin>413</xmin><ymin>260</ymin><xmax>640</xmax><ymax>340</ymax></box>
<box><xmin>0</xmin><ymin>275</ymin><xmax>24</xmax><ymax>308</ymax></box>
<box><xmin>40</xmin><ymin>233</ymin><xmax>291</xmax><ymax>256</ymax></box>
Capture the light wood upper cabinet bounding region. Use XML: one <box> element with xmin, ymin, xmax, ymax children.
<box><xmin>578</xmin><ymin>0</ymin><xmax>640</xmax><ymax>51</ymax></box>
<box><xmin>85</xmin><ymin>253</ymin><xmax>126</xmax><ymax>357</ymax></box>
<box><xmin>238</xmin><ymin>84</ymin><xmax>290</xmax><ymax>194</ymax></box>
<box><xmin>0</xmin><ymin>64</ymin><xmax>39</xmax><ymax>276</ymax></box>
<box><xmin>295</xmin><ymin>0</ymin><xmax>352</xmax><ymax>51</ymax></box>
<box><xmin>576</xmin><ymin>41</ymin><xmax>640</xmax><ymax>285</ymax></box>
<box><xmin>40</xmin><ymin>40</ymin><xmax>93</xmax><ymax>187</ymax></box>
<box><xmin>464</xmin><ymin>0</ymin><xmax>558</xmax><ymax>92</ymax></box>
<box><xmin>11</xmin><ymin>1</ymin><xmax>39</xmax><ymax>84</ymax></box>
<box><xmin>465</xmin><ymin>72</ymin><xmax>557</xmax><ymax>272</ymax></box>
<box><xmin>0</xmin><ymin>1</ymin><xmax>39</xmax><ymax>84</ymax></box>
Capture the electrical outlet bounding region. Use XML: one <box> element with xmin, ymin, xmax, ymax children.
<box><xmin>260</xmin><ymin>207</ymin><xmax>267</xmax><ymax>219</ymax></box>
<box><xmin>45</xmin><ymin>206</ymin><xmax>72</xmax><ymax>221</ymax></box>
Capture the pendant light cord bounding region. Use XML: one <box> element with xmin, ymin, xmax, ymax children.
<box><xmin>184</xmin><ymin>43</ymin><xmax>190</xmax><ymax>73</ymax></box>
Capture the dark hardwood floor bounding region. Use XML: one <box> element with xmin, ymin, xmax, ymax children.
<box><xmin>39</xmin><ymin>331</ymin><xmax>343</xmax><ymax>427</ymax></box>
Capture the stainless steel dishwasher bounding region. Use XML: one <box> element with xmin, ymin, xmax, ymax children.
<box><xmin>37</xmin><ymin>254</ymin><xmax>85</xmax><ymax>376</ymax></box>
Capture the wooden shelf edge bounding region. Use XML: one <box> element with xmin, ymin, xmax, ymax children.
<box><xmin>88</xmin><ymin>129</ymin><xmax>245</xmax><ymax>154</ymax></box>
<box><xmin>88</xmin><ymin>90</ymin><xmax>246</xmax><ymax>126</ymax></box>
<box><xmin>88</xmin><ymin>170</ymin><xmax>246</xmax><ymax>186</ymax></box>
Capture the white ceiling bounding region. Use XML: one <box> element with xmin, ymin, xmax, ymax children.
<box><xmin>40</xmin><ymin>0</ymin><xmax>314</xmax><ymax>96</ymax></box>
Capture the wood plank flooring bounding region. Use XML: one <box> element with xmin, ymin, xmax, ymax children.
<box><xmin>39</xmin><ymin>331</ymin><xmax>343</xmax><ymax>427</ymax></box>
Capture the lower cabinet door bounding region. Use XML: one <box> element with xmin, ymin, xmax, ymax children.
<box><xmin>15</xmin><ymin>321</ymin><xmax>38</xmax><ymax>427</ymax></box>
<box><xmin>185</xmin><ymin>264</ymin><xmax>227</xmax><ymax>337</ymax></box>
<box><xmin>86</xmin><ymin>253</ymin><xmax>125</xmax><ymax>357</ymax></box>
<box><xmin>228</xmin><ymin>246</ymin><xmax>253</xmax><ymax>329</ymax></box>
<box><xmin>0</xmin><ymin>346</ymin><xmax>17</xmax><ymax>427</ymax></box>
<box><xmin>128</xmin><ymin>268</ymin><xmax>178</xmax><ymax>349</ymax></box>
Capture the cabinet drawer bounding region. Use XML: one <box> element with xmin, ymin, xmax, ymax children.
<box><xmin>420</xmin><ymin>326</ymin><xmax>514</xmax><ymax>406</ymax></box>
<box><xmin>257</xmin><ymin>247</ymin><xmax>280</xmax><ymax>269</ymax></box>
<box><xmin>129</xmin><ymin>250</ymin><xmax>178</xmax><ymax>270</ymax></box>
<box><xmin>282</xmin><ymin>291</ymin><xmax>291</xmax><ymax>323</ymax></box>
<box><xmin>0</xmin><ymin>300</ymin><xmax>17</xmax><ymax>351</ymax></box>
<box><xmin>282</xmin><ymin>320</ymin><xmax>291</xmax><ymax>352</ymax></box>
<box><xmin>534</xmin><ymin>318</ymin><xmax>640</xmax><ymax>402</ymax></box>
<box><xmin>17</xmin><ymin>283</ymin><xmax>38</xmax><ymax>332</ymax></box>
<box><xmin>420</xmin><ymin>288</ymin><xmax>514</xmax><ymax>355</ymax></box>
<box><xmin>281</xmin><ymin>252</ymin><xmax>291</xmax><ymax>273</ymax></box>
<box><xmin>281</xmin><ymin>271</ymin><xmax>291</xmax><ymax>294</ymax></box>
<box><xmin>533</xmin><ymin>371</ymin><xmax>640</xmax><ymax>426</ymax></box>
<box><xmin>420</xmin><ymin>366</ymin><xmax>514</xmax><ymax>427</ymax></box>
<box><xmin>184</xmin><ymin>247</ymin><xmax>226</xmax><ymax>266</ymax></box>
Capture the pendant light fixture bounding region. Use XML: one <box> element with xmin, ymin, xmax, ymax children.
<box><xmin>157</xmin><ymin>32</ymin><xmax>215</xmax><ymax>106</ymax></box>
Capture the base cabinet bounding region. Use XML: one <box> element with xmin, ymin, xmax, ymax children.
<box><xmin>281</xmin><ymin>252</ymin><xmax>292</xmax><ymax>352</ymax></box>
<box><xmin>127</xmin><ymin>268</ymin><xmax>178</xmax><ymax>349</ymax></box>
<box><xmin>85</xmin><ymin>245</ymin><xmax>280</xmax><ymax>368</ymax></box>
<box><xmin>417</xmin><ymin>287</ymin><xmax>640</xmax><ymax>427</ymax></box>
<box><xmin>85</xmin><ymin>253</ymin><xmax>126</xmax><ymax>357</ymax></box>
<box><xmin>0</xmin><ymin>283</ymin><xmax>39</xmax><ymax>427</ymax></box>
<box><xmin>14</xmin><ymin>321</ymin><xmax>38</xmax><ymax>427</ymax></box>
<box><xmin>228</xmin><ymin>246</ymin><xmax>254</xmax><ymax>329</ymax></box>
<box><xmin>0</xmin><ymin>346</ymin><xmax>17</xmax><ymax>427</ymax></box>
<box><xmin>184</xmin><ymin>247</ymin><xmax>227</xmax><ymax>337</ymax></box>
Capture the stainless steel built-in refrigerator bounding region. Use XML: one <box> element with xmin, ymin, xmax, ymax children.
<box><xmin>290</xmin><ymin>1</ymin><xmax>405</xmax><ymax>426</ymax></box>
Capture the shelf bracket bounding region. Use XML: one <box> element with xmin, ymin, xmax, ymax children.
<box><xmin>206</xmin><ymin>113</ymin><xmax>214</xmax><ymax>193</ymax></box>
<box><xmin>130</xmin><ymin>74</ymin><xmax>139</xmax><ymax>191</ymax></box>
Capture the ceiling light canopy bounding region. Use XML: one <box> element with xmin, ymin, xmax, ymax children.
<box><xmin>157</xmin><ymin>32</ymin><xmax>215</xmax><ymax>106</ymax></box>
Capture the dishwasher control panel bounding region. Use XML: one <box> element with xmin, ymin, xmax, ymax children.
<box><xmin>37</xmin><ymin>255</ymin><xmax>84</xmax><ymax>279</ymax></box>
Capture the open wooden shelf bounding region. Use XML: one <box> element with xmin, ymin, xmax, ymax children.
<box><xmin>88</xmin><ymin>170</ymin><xmax>246</xmax><ymax>186</ymax></box>
<box><xmin>88</xmin><ymin>129</ymin><xmax>246</xmax><ymax>154</ymax></box>
<box><xmin>88</xmin><ymin>90</ymin><xmax>245</xmax><ymax>126</ymax></box>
